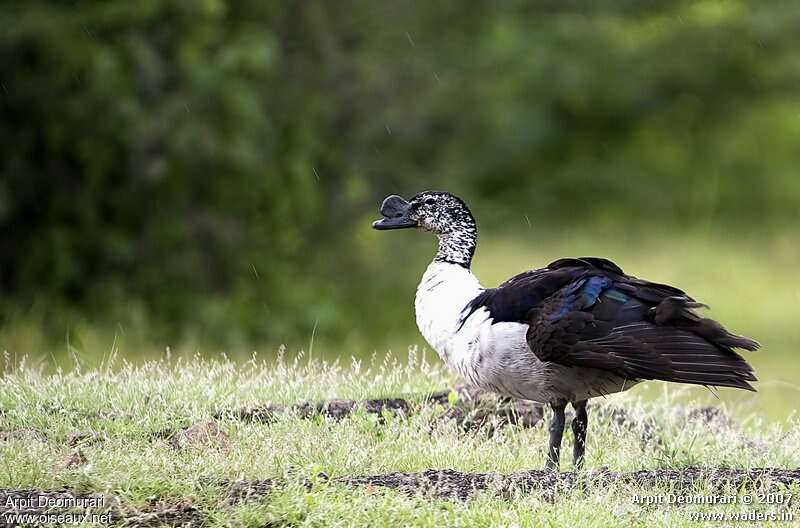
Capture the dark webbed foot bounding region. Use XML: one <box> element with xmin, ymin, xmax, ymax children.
<box><xmin>546</xmin><ymin>400</ymin><xmax>567</xmax><ymax>471</ymax></box>
<box><xmin>571</xmin><ymin>400</ymin><xmax>588</xmax><ymax>469</ymax></box>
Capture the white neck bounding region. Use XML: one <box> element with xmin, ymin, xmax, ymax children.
<box><xmin>414</xmin><ymin>261</ymin><xmax>483</xmax><ymax>371</ymax></box>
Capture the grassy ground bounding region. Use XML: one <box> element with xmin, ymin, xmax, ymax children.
<box><xmin>3</xmin><ymin>230</ymin><xmax>797</xmax><ymax>423</ymax></box>
<box><xmin>1</xmin><ymin>230</ymin><xmax>798</xmax><ymax>525</ymax></box>
<box><xmin>2</xmin><ymin>353</ymin><xmax>799</xmax><ymax>527</ymax></box>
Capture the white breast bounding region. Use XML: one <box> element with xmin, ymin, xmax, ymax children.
<box><xmin>414</xmin><ymin>263</ymin><xmax>529</xmax><ymax>390</ymax></box>
<box><xmin>414</xmin><ymin>262</ymin><xmax>483</xmax><ymax>358</ymax></box>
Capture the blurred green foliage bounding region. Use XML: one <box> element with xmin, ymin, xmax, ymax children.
<box><xmin>1</xmin><ymin>0</ymin><xmax>799</xmax><ymax>349</ymax></box>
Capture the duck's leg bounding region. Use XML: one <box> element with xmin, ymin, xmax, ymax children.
<box><xmin>546</xmin><ymin>400</ymin><xmax>567</xmax><ymax>471</ymax></box>
<box><xmin>571</xmin><ymin>400</ymin><xmax>588</xmax><ymax>469</ymax></box>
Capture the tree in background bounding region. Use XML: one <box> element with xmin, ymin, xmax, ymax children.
<box><xmin>1</xmin><ymin>1</ymin><xmax>798</xmax><ymax>348</ymax></box>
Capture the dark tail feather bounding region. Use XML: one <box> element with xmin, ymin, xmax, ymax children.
<box><xmin>671</xmin><ymin>376</ymin><xmax>757</xmax><ymax>392</ymax></box>
<box><xmin>600</xmin><ymin>321</ymin><xmax>759</xmax><ymax>392</ymax></box>
<box><xmin>667</xmin><ymin>353</ymin><xmax>758</xmax><ymax>392</ymax></box>
<box><xmin>692</xmin><ymin>318</ymin><xmax>761</xmax><ymax>352</ymax></box>
<box><xmin>715</xmin><ymin>332</ymin><xmax>760</xmax><ymax>351</ymax></box>
<box><xmin>651</xmin><ymin>297</ymin><xmax>761</xmax><ymax>352</ymax></box>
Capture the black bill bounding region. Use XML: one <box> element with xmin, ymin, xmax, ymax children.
<box><xmin>372</xmin><ymin>195</ymin><xmax>417</xmax><ymax>230</ymax></box>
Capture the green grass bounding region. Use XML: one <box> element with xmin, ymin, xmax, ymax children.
<box><xmin>1</xmin><ymin>231</ymin><xmax>799</xmax><ymax>524</ymax></box>
<box><xmin>2</xmin><ymin>353</ymin><xmax>800</xmax><ymax>526</ymax></box>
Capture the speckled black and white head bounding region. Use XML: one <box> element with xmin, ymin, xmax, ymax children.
<box><xmin>372</xmin><ymin>191</ymin><xmax>477</xmax><ymax>268</ymax></box>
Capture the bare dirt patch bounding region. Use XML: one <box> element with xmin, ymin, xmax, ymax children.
<box><xmin>342</xmin><ymin>467</ymin><xmax>800</xmax><ymax>500</ymax></box>
<box><xmin>0</xmin><ymin>429</ymin><xmax>46</xmax><ymax>445</ymax></box>
<box><xmin>217</xmin><ymin>467</ymin><xmax>800</xmax><ymax>503</ymax></box>
<box><xmin>169</xmin><ymin>420</ymin><xmax>230</xmax><ymax>451</ymax></box>
<box><xmin>28</xmin><ymin>385</ymin><xmax>680</xmax><ymax>445</ymax></box>
<box><xmin>133</xmin><ymin>387</ymin><xmax>748</xmax><ymax>460</ymax></box>
<box><xmin>7</xmin><ymin>467</ymin><xmax>796</xmax><ymax>526</ymax></box>
<box><xmin>215</xmin><ymin>385</ymin><xmax>545</xmax><ymax>431</ymax></box>
<box><xmin>146</xmin><ymin>386</ymin><xmax>547</xmax><ymax>443</ymax></box>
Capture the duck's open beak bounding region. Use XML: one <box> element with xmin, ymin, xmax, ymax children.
<box><xmin>372</xmin><ymin>195</ymin><xmax>417</xmax><ymax>230</ymax></box>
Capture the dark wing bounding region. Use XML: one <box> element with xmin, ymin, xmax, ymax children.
<box><xmin>461</xmin><ymin>257</ymin><xmax>635</xmax><ymax>324</ymax></box>
<box><xmin>465</xmin><ymin>257</ymin><xmax>759</xmax><ymax>391</ymax></box>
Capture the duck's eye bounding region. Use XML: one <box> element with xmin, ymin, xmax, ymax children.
<box><xmin>424</xmin><ymin>198</ymin><xmax>436</xmax><ymax>206</ymax></box>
